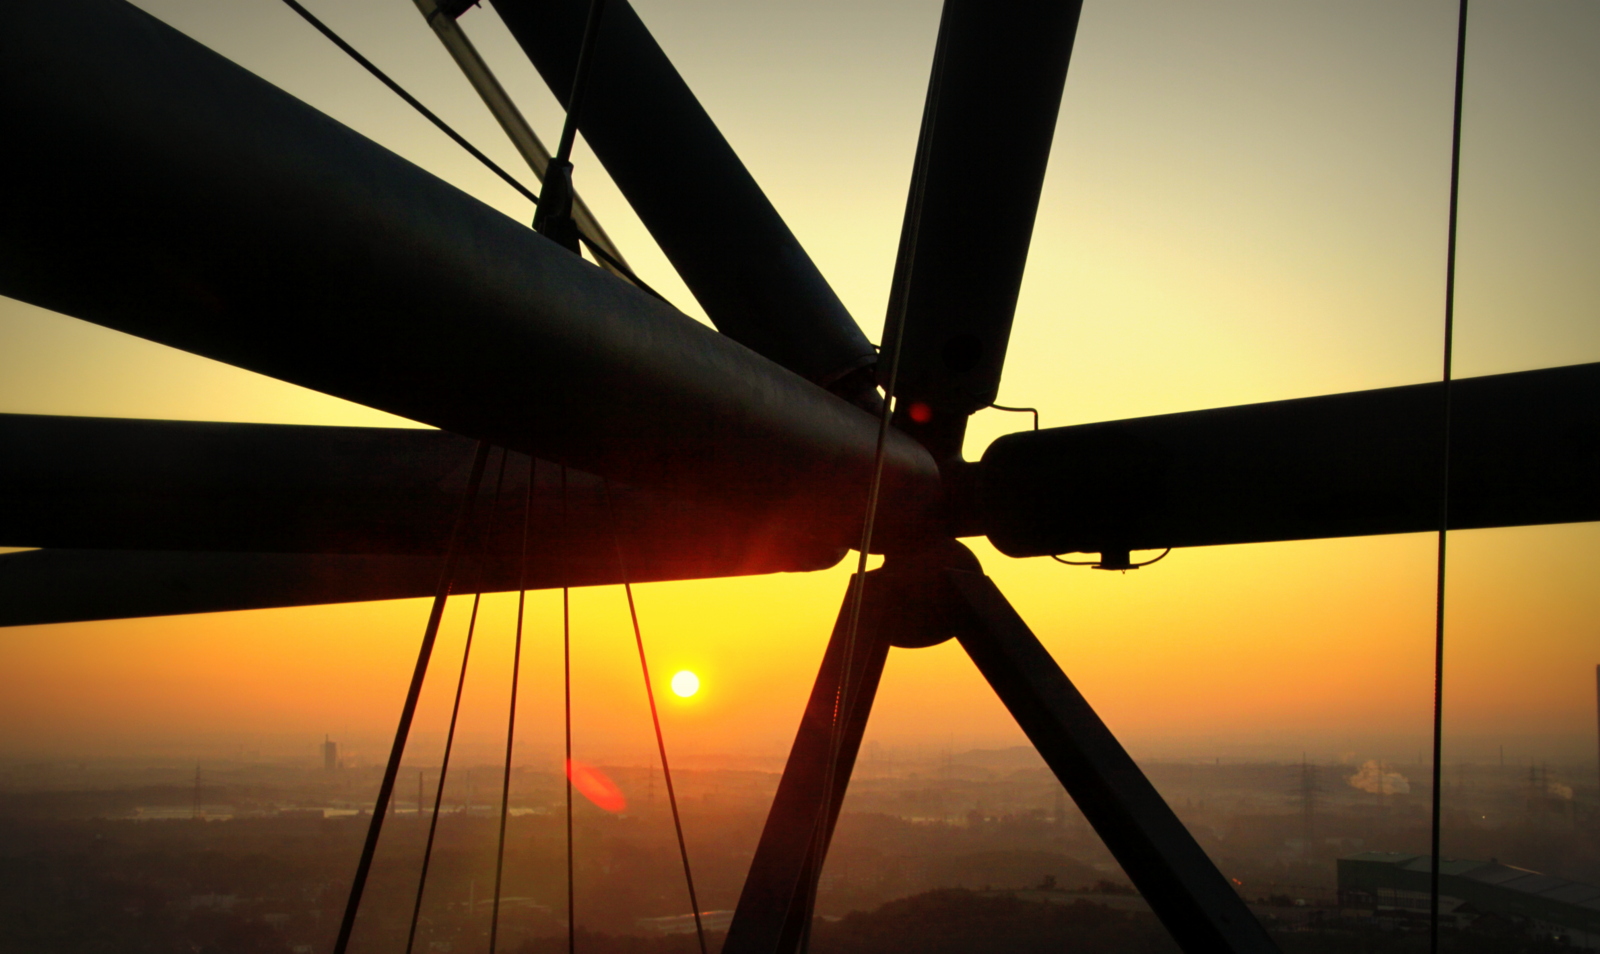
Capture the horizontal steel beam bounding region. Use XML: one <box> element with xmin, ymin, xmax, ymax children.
<box><xmin>0</xmin><ymin>415</ymin><xmax>844</xmax><ymax>570</ymax></box>
<box><xmin>0</xmin><ymin>0</ymin><xmax>940</xmax><ymax>549</ymax></box>
<box><xmin>0</xmin><ymin>535</ymin><xmax>837</xmax><ymax>627</ymax></box>
<box><xmin>0</xmin><ymin>415</ymin><xmax>474</xmax><ymax>554</ymax></box>
<box><xmin>0</xmin><ymin>550</ymin><xmax>458</xmax><ymax>627</ymax></box>
<box><xmin>0</xmin><ymin>415</ymin><xmax>845</xmax><ymax>625</ymax></box>
<box><xmin>978</xmin><ymin>363</ymin><xmax>1600</xmax><ymax>557</ymax></box>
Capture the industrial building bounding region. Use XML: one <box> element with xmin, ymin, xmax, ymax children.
<box><xmin>1339</xmin><ymin>851</ymin><xmax>1600</xmax><ymax>949</ymax></box>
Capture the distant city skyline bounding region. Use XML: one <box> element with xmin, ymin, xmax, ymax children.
<box><xmin>1</xmin><ymin>0</ymin><xmax>1596</xmax><ymax>769</ymax></box>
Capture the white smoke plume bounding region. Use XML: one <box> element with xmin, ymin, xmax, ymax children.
<box><xmin>1347</xmin><ymin>759</ymin><xmax>1410</xmax><ymax>794</ymax></box>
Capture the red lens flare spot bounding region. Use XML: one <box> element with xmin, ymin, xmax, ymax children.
<box><xmin>907</xmin><ymin>401</ymin><xmax>933</xmax><ymax>424</ymax></box>
<box><xmin>566</xmin><ymin>759</ymin><xmax>627</xmax><ymax>813</ymax></box>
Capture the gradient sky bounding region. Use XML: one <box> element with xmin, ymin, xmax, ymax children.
<box><xmin>1</xmin><ymin>0</ymin><xmax>1596</xmax><ymax>772</ymax></box>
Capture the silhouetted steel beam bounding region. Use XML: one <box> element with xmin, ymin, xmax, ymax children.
<box><xmin>949</xmin><ymin>566</ymin><xmax>1279</xmax><ymax>954</ymax></box>
<box><xmin>0</xmin><ymin>531</ymin><xmax>842</xmax><ymax>627</ymax></box>
<box><xmin>0</xmin><ymin>550</ymin><xmax>455</xmax><ymax>627</ymax></box>
<box><xmin>0</xmin><ymin>0</ymin><xmax>939</xmax><ymax>549</ymax></box>
<box><xmin>725</xmin><ymin>578</ymin><xmax>890</xmax><ymax>954</ymax></box>
<box><xmin>489</xmin><ymin>0</ymin><xmax>879</xmax><ymax>398</ymax></box>
<box><xmin>880</xmin><ymin>0</ymin><xmax>1085</xmax><ymax>459</ymax></box>
<box><xmin>978</xmin><ymin>362</ymin><xmax>1600</xmax><ymax>557</ymax></box>
<box><xmin>0</xmin><ymin>415</ymin><xmax>475</xmax><ymax>554</ymax></box>
<box><xmin>0</xmin><ymin>415</ymin><xmax>846</xmax><ymax>574</ymax></box>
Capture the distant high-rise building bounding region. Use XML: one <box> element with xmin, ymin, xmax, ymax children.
<box><xmin>323</xmin><ymin>735</ymin><xmax>338</xmax><ymax>771</ymax></box>
<box><xmin>1299</xmin><ymin>755</ymin><xmax>1319</xmax><ymax>859</ymax></box>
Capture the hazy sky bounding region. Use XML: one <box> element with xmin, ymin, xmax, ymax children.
<box><xmin>1</xmin><ymin>0</ymin><xmax>1596</xmax><ymax>770</ymax></box>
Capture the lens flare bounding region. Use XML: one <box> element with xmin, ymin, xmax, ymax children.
<box><xmin>565</xmin><ymin>759</ymin><xmax>626</xmax><ymax>813</ymax></box>
<box><xmin>670</xmin><ymin>670</ymin><xmax>700</xmax><ymax>698</ymax></box>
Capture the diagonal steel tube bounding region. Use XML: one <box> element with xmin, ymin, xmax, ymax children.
<box><xmin>947</xmin><ymin>567</ymin><xmax>1278</xmax><ymax>954</ymax></box>
<box><xmin>411</xmin><ymin>0</ymin><xmax>628</xmax><ymax>278</ymax></box>
<box><xmin>490</xmin><ymin>0</ymin><xmax>878</xmax><ymax>393</ymax></box>
<box><xmin>723</xmin><ymin>574</ymin><xmax>891</xmax><ymax>954</ymax></box>
<box><xmin>879</xmin><ymin>0</ymin><xmax>1085</xmax><ymax>459</ymax></box>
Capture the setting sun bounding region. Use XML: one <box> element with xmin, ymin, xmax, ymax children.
<box><xmin>670</xmin><ymin>670</ymin><xmax>700</xmax><ymax>698</ymax></box>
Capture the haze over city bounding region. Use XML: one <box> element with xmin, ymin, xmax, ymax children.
<box><xmin>1</xmin><ymin>0</ymin><xmax>1596</xmax><ymax>951</ymax></box>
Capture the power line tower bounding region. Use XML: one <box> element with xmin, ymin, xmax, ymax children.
<box><xmin>192</xmin><ymin>763</ymin><xmax>202</xmax><ymax>820</ymax></box>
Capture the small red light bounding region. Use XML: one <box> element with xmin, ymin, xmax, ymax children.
<box><xmin>907</xmin><ymin>401</ymin><xmax>933</xmax><ymax>424</ymax></box>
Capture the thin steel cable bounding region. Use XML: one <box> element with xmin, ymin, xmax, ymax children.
<box><xmin>987</xmin><ymin>403</ymin><xmax>1039</xmax><ymax>431</ymax></box>
<box><xmin>280</xmin><ymin>0</ymin><xmax>669</xmax><ymax>304</ymax></box>
<box><xmin>798</xmin><ymin>15</ymin><xmax>952</xmax><ymax>949</ymax></box>
<box><xmin>535</xmin><ymin>0</ymin><xmax>614</xmax><ymax>266</ymax></box>
<box><xmin>404</xmin><ymin>448</ymin><xmax>510</xmax><ymax>954</ymax></box>
<box><xmin>562</xmin><ymin>466</ymin><xmax>576</xmax><ymax>954</ymax></box>
<box><xmin>1431</xmin><ymin>2</ymin><xmax>1469</xmax><ymax>951</ymax></box>
<box><xmin>580</xmin><ymin>237</ymin><xmax>668</xmax><ymax>304</ymax></box>
<box><xmin>554</xmin><ymin>0</ymin><xmax>610</xmax><ymax>166</ymax></box>
<box><xmin>277</xmin><ymin>0</ymin><xmax>539</xmax><ymax>207</ymax></box>
<box><xmin>797</xmin><ymin>320</ymin><xmax>901</xmax><ymax>949</ymax></box>
<box><xmin>1051</xmin><ymin>548</ymin><xmax>1170</xmax><ymax>569</ymax></box>
<box><xmin>602</xmin><ymin>480</ymin><xmax>708</xmax><ymax>954</ymax></box>
<box><xmin>332</xmin><ymin>439</ymin><xmax>491</xmax><ymax>954</ymax></box>
<box><xmin>489</xmin><ymin>455</ymin><xmax>537</xmax><ymax>954</ymax></box>
<box><xmin>626</xmin><ymin>582</ymin><xmax>707</xmax><ymax>954</ymax></box>
<box><xmin>525</xmin><ymin>0</ymin><xmax>670</xmax><ymax>309</ymax></box>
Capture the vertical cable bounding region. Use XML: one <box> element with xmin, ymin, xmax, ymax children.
<box><xmin>799</xmin><ymin>13</ymin><xmax>952</xmax><ymax>949</ymax></box>
<box><xmin>562</xmin><ymin>466</ymin><xmax>576</xmax><ymax>954</ymax></box>
<box><xmin>603</xmin><ymin>481</ymin><xmax>708</xmax><ymax>954</ymax></box>
<box><xmin>535</xmin><ymin>0</ymin><xmax>609</xmax><ymax>249</ymax></box>
<box><xmin>405</xmin><ymin>448</ymin><xmax>510</xmax><ymax>954</ymax></box>
<box><xmin>490</xmin><ymin>455</ymin><xmax>537</xmax><ymax>954</ymax></box>
<box><xmin>554</xmin><ymin>0</ymin><xmax>609</xmax><ymax>165</ymax></box>
<box><xmin>406</xmin><ymin>592</ymin><xmax>484</xmax><ymax>954</ymax></box>
<box><xmin>333</xmin><ymin>440</ymin><xmax>492</xmax><ymax>954</ymax></box>
<box><xmin>1431</xmin><ymin>3</ymin><xmax>1469</xmax><ymax>952</ymax></box>
<box><xmin>626</xmin><ymin>579</ymin><xmax>707</xmax><ymax>954</ymax></box>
